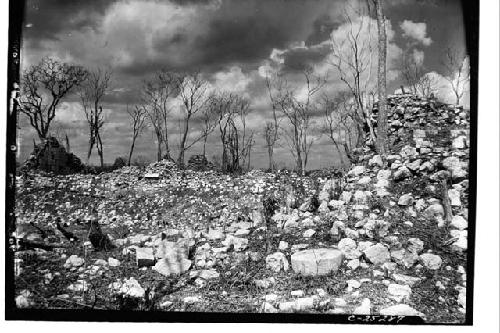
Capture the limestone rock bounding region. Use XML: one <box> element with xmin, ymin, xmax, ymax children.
<box><xmin>419</xmin><ymin>253</ymin><xmax>442</xmax><ymax>270</ymax></box>
<box><xmin>153</xmin><ymin>256</ymin><xmax>191</xmax><ymax>277</ymax></box>
<box><xmin>363</xmin><ymin>243</ymin><xmax>390</xmax><ymax>265</ymax></box>
<box><xmin>337</xmin><ymin>238</ymin><xmax>361</xmax><ymax>259</ymax></box>
<box><xmin>136</xmin><ymin>247</ymin><xmax>155</xmax><ymax>267</ymax></box>
<box><xmin>291</xmin><ymin>248</ymin><xmax>343</xmax><ymax>276</ymax></box>
<box><xmin>388</xmin><ymin>283</ymin><xmax>411</xmax><ymax>302</ymax></box>
<box><xmin>451</xmin><ymin>216</ymin><xmax>468</xmax><ymax>230</ymax></box>
<box><xmin>266</xmin><ymin>252</ymin><xmax>289</xmax><ymax>273</ymax></box>
<box><xmin>407</xmin><ymin>238</ymin><xmax>424</xmax><ymax>254</ymax></box>
<box><xmin>353</xmin><ymin>298</ymin><xmax>371</xmax><ymax>315</ymax></box>
<box><xmin>398</xmin><ymin>193</ymin><xmax>414</xmax><ymax>206</ymax></box>
<box><xmin>379</xmin><ymin>304</ymin><xmax>424</xmax><ymax>317</ymax></box>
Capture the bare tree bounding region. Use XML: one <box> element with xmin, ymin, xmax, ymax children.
<box><xmin>79</xmin><ymin>68</ymin><xmax>112</xmax><ymax>167</ymax></box>
<box><xmin>375</xmin><ymin>0</ymin><xmax>388</xmax><ymax>156</ymax></box>
<box><xmin>329</xmin><ymin>10</ymin><xmax>377</xmax><ymax>145</ymax></box>
<box><xmin>127</xmin><ymin>104</ymin><xmax>147</xmax><ymax>166</ymax></box>
<box><xmin>210</xmin><ymin>93</ymin><xmax>254</xmax><ymax>173</ymax></box>
<box><xmin>19</xmin><ymin>57</ymin><xmax>87</xmax><ymax>140</ymax></box>
<box><xmin>442</xmin><ymin>46</ymin><xmax>470</xmax><ymax>106</ymax></box>
<box><xmin>200</xmin><ymin>100</ymin><xmax>219</xmax><ymax>157</ymax></box>
<box><xmin>175</xmin><ymin>73</ymin><xmax>210</xmax><ymax>167</ymax></box>
<box><xmin>322</xmin><ymin>92</ymin><xmax>363</xmax><ymax>167</ymax></box>
<box><xmin>400</xmin><ymin>49</ymin><xmax>437</xmax><ymax>98</ymax></box>
<box><xmin>263</xmin><ymin>75</ymin><xmax>281</xmax><ymax>171</ymax></box>
<box><xmin>269</xmin><ymin>69</ymin><xmax>324</xmax><ymax>175</ymax></box>
<box><xmin>141</xmin><ymin>70</ymin><xmax>178</xmax><ymax>161</ymax></box>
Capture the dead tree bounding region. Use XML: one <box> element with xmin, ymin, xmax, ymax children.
<box><xmin>79</xmin><ymin>68</ymin><xmax>112</xmax><ymax>167</ymax></box>
<box><xmin>263</xmin><ymin>76</ymin><xmax>281</xmax><ymax>171</ymax></box>
<box><xmin>175</xmin><ymin>73</ymin><xmax>210</xmax><ymax>167</ymax></box>
<box><xmin>442</xmin><ymin>46</ymin><xmax>470</xmax><ymax>106</ymax></box>
<box><xmin>210</xmin><ymin>93</ymin><xmax>254</xmax><ymax>173</ymax></box>
<box><xmin>269</xmin><ymin>69</ymin><xmax>323</xmax><ymax>175</ymax></box>
<box><xmin>400</xmin><ymin>49</ymin><xmax>437</xmax><ymax>98</ymax></box>
<box><xmin>19</xmin><ymin>57</ymin><xmax>87</xmax><ymax>140</ymax></box>
<box><xmin>142</xmin><ymin>70</ymin><xmax>178</xmax><ymax>161</ymax></box>
<box><xmin>322</xmin><ymin>92</ymin><xmax>363</xmax><ymax>167</ymax></box>
<box><xmin>375</xmin><ymin>0</ymin><xmax>388</xmax><ymax>156</ymax></box>
<box><xmin>127</xmin><ymin>105</ymin><xmax>147</xmax><ymax>166</ymax></box>
<box><xmin>329</xmin><ymin>10</ymin><xmax>377</xmax><ymax>146</ymax></box>
<box><xmin>200</xmin><ymin>101</ymin><xmax>219</xmax><ymax>157</ymax></box>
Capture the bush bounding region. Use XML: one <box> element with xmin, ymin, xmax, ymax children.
<box><xmin>113</xmin><ymin>156</ymin><xmax>128</xmax><ymax>168</ymax></box>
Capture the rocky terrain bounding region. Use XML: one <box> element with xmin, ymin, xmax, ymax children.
<box><xmin>12</xmin><ymin>94</ymin><xmax>470</xmax><ymax>323</ymax></box>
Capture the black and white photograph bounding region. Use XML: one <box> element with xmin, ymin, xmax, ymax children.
<box><xmin>3</xmin><ymin>0</ymin><xmax>493</xmax><ymax>327</ymax></box>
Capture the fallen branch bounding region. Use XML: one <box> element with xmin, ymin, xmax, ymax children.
<box><xmin>441</xmin><ymin>179</ymin><xmax>453</xmax><ymax>224</ymax></box>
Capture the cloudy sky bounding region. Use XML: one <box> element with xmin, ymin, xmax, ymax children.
<box><xmin>18</xmin><ymin>0</ymin><xmax>469</xmax><ymax>169</ymax></box>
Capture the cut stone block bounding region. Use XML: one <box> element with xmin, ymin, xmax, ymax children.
<box><xmin>136</xmin><ymin>247</ymin><xmax>155</xmax><ymax>267</ymax></box>
<box><xmin>291</xmin><ymin>248</ymin><xmax>343</xmax><ymax>276</ymax></box>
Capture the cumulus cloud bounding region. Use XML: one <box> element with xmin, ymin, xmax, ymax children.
<box><xmin>400</xmin><ymin>20</ymin><xmax>432</xmax><ymax>46</ymax></box>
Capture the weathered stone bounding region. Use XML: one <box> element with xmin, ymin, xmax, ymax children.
<box><xmin>303</xmin><ymin>229</ymin><xmax>316</xmax><ymax>238</ymax></box>
<box><xmin>451</xmin><ymin>215</ymin><xmax>468</xmax><ymax>230</ymax></box>
<box><xmin>206</xmin><ymin>228</ymin><xmax>224</xmax><ymax>240</ymax></box>
<box><xmin>136</xmin><ymin>247</ymin><xmax>155</xmax><ymax>267</ymax></box>
<box><xmin>108</xmin><ymin>257</ymin><xmax>120</xmax><ymax>267</ymax></box>
<box><xmin>377</xmin><ymin>169</ymin><xmax>392</xmax><ymax>181</ymax></box>
<box><xmin>348</xmin><ymin>165</ymin><xmax>366</xmax><ymax>177</ymax></box>
<box><xmin>390</xmin><ymin>250</ymin><xmax>415</xmax><ymax>268</ymax></box>
<box><xmin>266</xmin><ymin>252</ymin><xmax>289</xmax><ymax>272</ymax></box>
<box><xmin>340</xmin><ymin>191</ymin><xmax>353</xmax><ymax>203</ymax></box>
<box><xmin>278</xmin><ymin>241</ymin><xmax>289</xmax><ymax>250</ymax></box>
<box><xmin>189</xmin><ymin>269</ymin><xmax>220</xmax><ymax>280</ymax></box>
<box><xmin>363</xmin><ymin>243</ymin><xmax>390</xmax><ymax>265</ymax></box>
<box><xmin>392</xmin><ymin>273</ymin><xmax>421</xmax><ymax>286</ymax></box>
<box><xmin>388</xmin><ymin>283</ymin><xmax>411</xmax><ymax>302</ymax></box>
<box><xmin>424</xmin><ymin>203</ymin><xmax>445</xmax><ymax>219</ymax></box>
<box><xmin>398</xmin><ymin>193</ymin><xmax>414</xmax><ymax>206</ymax></box>
<box><xmin>109</xmin><ymin>277</ymin><xmax>145</xmax><ymax>298</ymax></box>
<box><xmin>291</xmin><ymin>248</ymin><xmax>343</xmax><ymax>276</ymax></box>
<box><xmin>448</xmin><ymin>189</ymin><xmax>462</xmax><ymax>206</ymax></box>
<box><xmin>442</xmin><ymin>156</ymin><xmax>467</xmax><ymax>179</ymax></box>
<box><xmin>407</xmin><ymin>238</ymin><xmax>424</xmax><ymax>254</ymax></box>
<box><xmin>153</xmin><ymin>257</ymin><xmax>191</xmax><ymax>277</ymax></box>
<box><xmin>419</xmin><ymin>253</ymin><xmax>442</xmax><ymax>270</ymax></box>
<box><xmin>393</xmin><ymin>166</ymin><xmax>412</xmax><ymax>181</ymax></box>
<box><xmin>65</xmin><ymin>255</ymin><xmax>84</xmax><ymax>267</ymax></box>
<box><xmin>347</xmin><ymin>259</ymin><xmax>360</xmax><ymax>270</ymax></box>
<box><xmin>369</xmin><ymin>155</ymin><xmax>383</xmax><ymax>167</ymax></box>
<box><xmin>379</xmin><ymin>304</ymin><xmax>424</xmax><ymax>317</ymax></box>
<box><xmin>353</xmin><ymin>298</ymin><xmax>371</xmax><ymax>315</ymax></box>
<box><xmin>337</xmin><ymin>238</ymin><xmax>361</xmax><ymax>259</ymax></box>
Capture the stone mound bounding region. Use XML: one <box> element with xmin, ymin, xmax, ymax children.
<box><xmin>21</xmin><ymin>137</ymin><xmax>83</xmax><ymax>175</ymax></box>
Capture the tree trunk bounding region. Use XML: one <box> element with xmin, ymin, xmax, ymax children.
<box><xmin>178</xmin><ymin>118</ymin><xmax>190</xmax><ymax>167</ymax></box>
<box><xmin>97</xmin><ymin>133</ymin><xmax>104</xmax><ymax>167</ymax></box>
<box><xmin>156</xmin><ymin>137</ymin><xmax>162</xmax><ymax>162</ymax></box>
<box><xmin>87</xmin><ymin>137</ymin><xmax>95</xmax><ymax>165</ymax></box>
<box><xmin>267</xmin><ymin>146</ymin><xmax>274</xmax><ymax>171</ymax></box>
<box><xmin>375</xmin><ymin>0</ymin><xmax>388</xmax><ymax>156</ymax></box>
<box><xmin>128</xmin><ymin>136</ymin><xmax>137</xmax><ymax>167</ymax></box>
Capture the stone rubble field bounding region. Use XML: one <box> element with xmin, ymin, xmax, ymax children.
<box><xmin>13</xmin><ymin>95</ymin><xmax>470</xmax><ymax>323</ymax></box>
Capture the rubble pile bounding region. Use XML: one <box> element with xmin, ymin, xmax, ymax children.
<box><xmin>13</xmin><ymin>94</ymin><xmax>470</xmax><ymax>322</ymax></box>
<box><xmin>187</xmin><ymin>154</ymin><xmax>216</xmax><ymax>171</ymax></box>
<box><xmin>21</xmin><ymin>137</ymin><xmax>83</xmax><ymax>175</ymax></box>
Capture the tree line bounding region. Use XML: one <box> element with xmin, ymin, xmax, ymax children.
<box><xmin>18</xmin><ymin>1</ymin><xmax>469</xmax><ymax>174</ymax></box>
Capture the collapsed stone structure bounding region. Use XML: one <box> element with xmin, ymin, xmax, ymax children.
<box><xmin>21</xmin><ymin>137</ymin><xmax>83</xmax><ymax>175</ymax></box>
<box><xmin>187</xmin><ymin>154</ymin><xmax>215</xmax><ymax>171</ymax></box>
